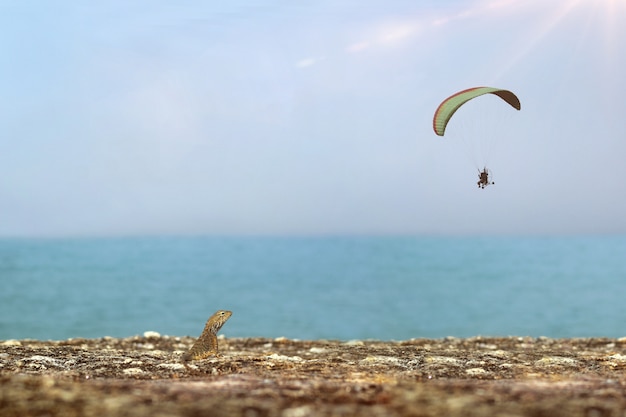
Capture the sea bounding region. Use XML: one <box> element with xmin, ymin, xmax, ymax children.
<box><xmin>1</xmin><ymin>235</ymin><xmax>625</xmax><ymax>342</ymax></box>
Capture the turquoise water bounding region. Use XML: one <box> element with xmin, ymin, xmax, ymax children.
<box><xmin>1</xmin><ymin>236</ymin><xmax>625</xmax><ymax>341</ymax></box>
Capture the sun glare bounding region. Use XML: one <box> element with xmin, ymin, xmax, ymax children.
<box><xmin>481</xmin><ymin>0</ymin><xmax>626</xmax><ymax>82</ymax></box>
<box><xmin>564</xmin><ymin>0</ymin><xmax>626</xmax><ymax>67</ymax></box>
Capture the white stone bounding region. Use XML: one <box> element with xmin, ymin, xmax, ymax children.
<box><xmin>537</xmin><ymin>356</ymin><xmax>578</xmax><ymax>366</ymax></box>
<box><xmin>137</xmin><ymin>343</ymin><xmax>155</xmax><ymax>350</ymax></box>
<box><xmin>123</xmin><ymin>368</ymin><xmax>145</xmax><ymax>375</ymax></box>
<box><xmin>361</xmin><ymin>356</ymin><xmax>402</xmax><ymax>365</ymax></box>
<box><xmin>425</xmin><ymin>356</ymin><xmax>463</xmax><ymax>366</ymax></box>
<box><xmin>157</xmin><ymin>363</ymin><xmax>186</xmax><ymax>371</ymax></box>
<box><xmin>143</xmin><ymin>331</ymin><xmax>161</xmax><ymax>338</ymax></box>
<box><xmin>309</xmin><ymin>347</ymin><xmax>327</xmax><ymax>354</ymax></box>
<box><xmin>282</xmin><ymin>405</ymin><xmax>314</xmax><ymax>417</ymax></box>
<box><xmin>27</xmin><ymin>355</ymin><xmax>62</xmax><ymax>365</ymax></box>
<box><xmin>267</xmin><ymin>354</ymin><xmax>303</xmax><ymax>362</ymax></box>
<box><xmin>465</xmin><ymin>368</ymin><xmax>487</xmax><ymax>375</ymax></box>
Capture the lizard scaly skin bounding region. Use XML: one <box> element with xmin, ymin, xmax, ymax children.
<box><xmin>182</xmin><ymin>310</ymin><xmax>232</xmax><ymax>361</ymax></box>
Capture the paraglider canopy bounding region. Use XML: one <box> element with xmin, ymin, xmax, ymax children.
<box><xmin>433</xmin><ymin>87</ymin><xmax>521</xmax><ymax>137</ymax></box>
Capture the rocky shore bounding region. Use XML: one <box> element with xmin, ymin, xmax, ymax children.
<box><xmin>3</xmin><ymin>334</ymin><xmax>626</xmax><ymax>416</ymax></box>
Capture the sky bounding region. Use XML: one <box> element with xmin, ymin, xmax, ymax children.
<box><xmin>1</xmin><ymin>0</ymin><xmax>625</xmax><ymax>237</ymax></box>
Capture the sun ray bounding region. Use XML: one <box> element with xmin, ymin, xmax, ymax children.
<box><xmin>551</xmin><ymin>0</ymin><xmax>626</xmax><ymax>92</ymax></box>
<box><xmin>595</xmin><ymin>0</ymin><xmax>626</xmax><ymax>68</ymax></box>
<box><xmin>488</xmin><ymin>0</ymin><xmax>583</xmax><ymax>83</ymax></box>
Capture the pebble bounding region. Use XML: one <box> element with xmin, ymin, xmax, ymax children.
<box><xmin>282</xmin><ymin>405</ymin><xmax>314</xmax><ymax>417</ymax></box>
<box><xmin>465</xmin><ymin>368</ymin><xmax>488</xmax><ymax>376</ymax></box>
<box><xmin>122</xmin><ymin>368</ymin><xmax>146</xmax><ymax>376</ymax></box>
<box><xmin>143</xmin><ymin>331</ymin><xmax>161</xmax><ymax>338</ymax></box>
<box><xmin>1</xmin><ymin>340</ymin><xmax>21</xmax><ymax>347</ymax></box>
<box><xmin>26</xmin><ymin>355</ymin><xmax>64</xmax><ymax>368</ymax></box>
<box><xmin>536</xmin><ymin>356</ymin><xmax>578</xmax><ymax>366</ymax></box>
<box><xmin>136</xmin><ymin>343</ymin><xmax>155</xmax><ymax>350</ymax></box>
<box><xmin>157</xmin><ymin>363</ymin><xmax>186</xmax><ymax>371</ymax></box>
<box><xmin>485</xmin><ymin>350</ymin><xmax>508</xmax><ymax>358</ymax></box>
<box><xmin>267</xmin><ymin>354</ymin><xmax>303</xmax><ymax>362</ymax></box>
<box><xmin>478</xmin><ymin>343</ymin><xmax>498</xmax><ymax>350</ymax></box>
<box><xmin>361</xmin><ymin>356</ymin><xmax>402</xmax><ymax>366</ymax></box>
<box><xmin>426</xmin><ymin>356</ymin><xmax>463</xmax><ymax>366</ymax></box>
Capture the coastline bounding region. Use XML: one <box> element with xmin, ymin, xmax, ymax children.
<box><xmin>3</xmin><ymin>335</ymin><xmax>626</xmax><ymax>416</ymax></box>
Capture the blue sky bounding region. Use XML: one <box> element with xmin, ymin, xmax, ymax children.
<box><xmin>1</xmin><ymin>0</ymin><xmax>625</xmax><ymax>237</ymax></box>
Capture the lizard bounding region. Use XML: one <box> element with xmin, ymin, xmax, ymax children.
<box><xmin>181</xmin><ymin>310</ymin><xmax>232</xmax><ymax>361</ymax></box>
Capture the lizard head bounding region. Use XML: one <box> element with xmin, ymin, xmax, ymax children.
<box><xmin>209</xmin><ymin>310</ymin><xmax>233</xmax><ymax>333</ymax></box>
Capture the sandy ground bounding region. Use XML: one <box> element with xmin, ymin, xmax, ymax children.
<box><xmin>3</xmin><ymin>335</ymin><xmax>626</xmax><ymax>416</ymax></box>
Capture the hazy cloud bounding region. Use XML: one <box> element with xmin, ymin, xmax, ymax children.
<box><xmin>295</xmin><ymin>57</ymin><xmax>325</xmax><ymax>68</ymax></box>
